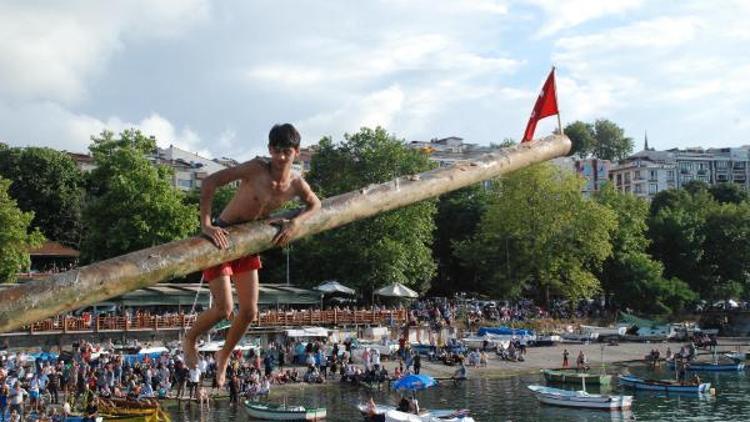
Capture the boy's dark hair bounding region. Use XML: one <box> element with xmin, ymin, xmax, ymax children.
<box><xmin>269</xmin><ymin>123</ymin><xmax>301</xmax><ymax>149</ymax></box>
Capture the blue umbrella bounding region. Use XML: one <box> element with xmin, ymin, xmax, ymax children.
<box><xmin>392</xmin><ymin>374</ymin><xmax>437</xmax><ymax>391</ymax></box>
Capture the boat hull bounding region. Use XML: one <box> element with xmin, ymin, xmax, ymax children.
<box><xmin>668</xmin><ymin>361</ymin><xmax>745</xmax><ymax>371</ymax></box>
<box><xmin>543</xmin><ymin>369</ymin><xmax>612</xmax><ymax>385</ymax></box>
<box><xmin>528</xmin><ymin>385</ymin><xmax>632</xmax><ymax>411</ymax></box>
<box><xmin>245</xmin><ymin>401</ymin><xmax>327</xmax><ymax>421</ymax></box>
<box><xmin>618</xmin><ymin>375</ymin><xmax>711</xmax><ymax>393</ymax></box>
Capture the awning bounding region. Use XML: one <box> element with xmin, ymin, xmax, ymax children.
<box><xmin>284</xmin><ymin>326</ymin><xmax>329</xmax><ymax>338</ymax></box>
<box><xmin>315</xmin><ymin>280</ymin><xmax>356</xmax><ymax>295</ymax></box>
<box><xmin>374</xmin><ymin>282</ymin><xmax>418</xmax><ymax>298</ymax></box>
<box><xmin>108</xmin><ymin>283</ymin><xmax>321</xmax><ymax>307</ymax></box>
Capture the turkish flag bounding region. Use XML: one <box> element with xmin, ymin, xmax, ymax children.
<box><xmin>521</xmin><ymin>68</ymin><xmax>559</xmax><ymax>143</ymax></box>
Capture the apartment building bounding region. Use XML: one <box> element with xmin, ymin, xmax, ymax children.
<box><xmin>609</xmin><ymin>145</ymin><xmax>750</xmax><ymax>199</ymax></box>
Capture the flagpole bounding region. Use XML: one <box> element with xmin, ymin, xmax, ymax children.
<box><xmin>552</xmin><ymin>66</ymin><xmax>563</xmax><ymax>136</ymax></box>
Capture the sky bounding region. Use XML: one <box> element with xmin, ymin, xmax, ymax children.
<box><xmin>1</xmin><ymin>0</ymin><xmax>749</xmax><ymax>161</ymax></box>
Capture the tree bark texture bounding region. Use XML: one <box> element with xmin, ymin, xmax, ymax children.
<box><xmin>0</xmin><ymin>135</ymin><xmax>571</xmax><ymax>332</ymax></box>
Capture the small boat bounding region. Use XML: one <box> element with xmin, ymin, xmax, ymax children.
<box><xmin>543</xmin><ymin>369</ymin><xmax>612</xmax><ymax>385</ymax></box>
<box><xmin>668</xmin><ymin>360</ymin><xmax>745</xmax><ymax>372</ymax></box>
<box><xmin>244</xmin><ymin>400</ymin><xmax>327</xmax><ymax>421</ymax></box>
<box><xmin>357</xmin><ymin>403</ymin><xmax>475</xmax><ymax>421</ymax></box>
<box><xmin>527</xmin><ymin>385</ymin><xmax>633</xmax><ymax>410</ymax></box>
<box><xmin>724</xmin><ymin>351</ymin><xmax>748</xmax><ymax>362</ymax></box>
<box><xmin>580</xmin><ymin>325</ymin><xmax>627</xmax><ymax>337</ymax></box>
<box><xmin>618</xmin><ymin>374</ymin><xmax>711</xmax><ymax>393</ymax></box>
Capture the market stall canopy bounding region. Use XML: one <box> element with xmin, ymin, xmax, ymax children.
<box><xmin>315</xmin><ymin>280</ymin><xmax>356</xmax><ymax>295</ymax></box>
<box><xmin>374</xmin><ymin>282</ymin><xmax>418</xmax><ymax>298</ymax></box>
<box><xmin>5</xmin><ymin>283</ymin><xmax>323</xmax><ymax>308</ymax></box>
<box><xmin>284</xmin><ymin>326</ymin><xmax>330</xmax><ymax>338</ymax></box>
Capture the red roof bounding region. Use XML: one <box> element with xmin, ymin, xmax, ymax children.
<box><xmin>30</xmin><ymin>241</ymin><xmax>80</xmax><ymax>257</ymax></box>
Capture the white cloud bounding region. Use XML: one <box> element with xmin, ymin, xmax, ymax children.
<box><xmin>0</xmin><ymin>0</ymin><xmax>209</xmax><ymax>105</ymax></box>
<box><xmin>526</xmin><ymin>0</ymin><xmax>644</xmax><ymax>37</ymax></box>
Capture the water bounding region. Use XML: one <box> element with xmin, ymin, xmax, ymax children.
<box><xmin>165</xmin><ymin>365</ymin><xmax>750</xmax><ymax>421</ymax></box>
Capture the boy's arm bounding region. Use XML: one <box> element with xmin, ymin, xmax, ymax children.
<box><xmin>271</xmin><ymin>178</ymin><xmax>321</xmax><ymax>246</ymax></box>
<box><xmin>200</xmin><ymin>160</ymin><xmax>257</xmax><ymax>248</ymax></box>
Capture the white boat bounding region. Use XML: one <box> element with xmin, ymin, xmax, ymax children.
<box><xmin>197</xmin><ymin>340</ymin><xmax>259</xmax><ymax>353</ymax></box>
<box><xmin>560</xmin><ymin>332</ymin><xmax>599</xmax><ymax>343</ymax></box>
<box><xmin>245</xmin><ymin>401</ymin><xmax>326</xmax><ymax>421</ymax></box>
<box><xmin>580</xmin><ymin>325</ymin><xmax>627</xmax><ymax>337</ymax></box>
<box><xmin>358</xmin><ymin>404</ymin><xmax>475</xmax><ymax>422</ymax></box>
<box><xmin>527</xmin><ymin>385</ymin><xmax>633</xmax><ymax>410</ymax></box>
<box><xmin>462</xmin><ymin>335</ymin><xmax>510</xmax><ymax>350</ymax></box>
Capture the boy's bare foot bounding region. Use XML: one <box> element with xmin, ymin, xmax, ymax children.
<box><xmin>215</xmin><ymin>349</ymin><xmax>230</xmax><ymax>387</ymax></box>
<box><xmin>182</xmin><ymin>337</ymin><xmax>198</xmax><ymax>369</ymax></box>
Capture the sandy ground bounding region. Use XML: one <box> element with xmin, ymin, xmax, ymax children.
<box><xmin>403</xmin><ymin>338</ymin><xmax>750</xmax><ymax>379</ymax></box>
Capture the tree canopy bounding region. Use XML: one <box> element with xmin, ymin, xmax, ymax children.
<box><xmin>282</xmin><ymin>127</ymin><xmax>437</xmax><ymax>300</ymax></box>
<box><xmin>0</xmin><ymin>146</ymin><xmax>84</xmax><ymax>246</ymax></box>
<box><xmin>565</xmin><ymin>119</ymin><xmax>633</xmax><ymax>161</ymax></box>
<box><xmin>80</xmin><ymin>130</ymin><xmax>197</xmax><ymax>263</ymax></box>
<box><xmin>594</xmin><ymin>184</ymin><xmax>696</xmax><ymax>314</ymax></box>
<box><xmin>456</xmin><ymin>163</ymin><xmax>616</xmax><ymax>304</ymax></box>
<box><xmin>0</xmin><ymin>177</ymin><xmax>45</xmax><ymax>283</ymax></box>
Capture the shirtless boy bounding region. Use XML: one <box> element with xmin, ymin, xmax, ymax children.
<box><xmin>183</xmin><ymin>123</ymin><xmax>320</xmax><ymax>386</ymax></box>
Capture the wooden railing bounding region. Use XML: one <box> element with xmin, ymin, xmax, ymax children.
<box><xmin>15</xmin><ymin>309</ymin><xmax>408</xmax><ymax>335</ymax></box>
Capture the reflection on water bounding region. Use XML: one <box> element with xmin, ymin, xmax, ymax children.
<box><xmin>165</xmin><ymin>365</ymin><xmax>749</xmax><ymax>422</ymax></box>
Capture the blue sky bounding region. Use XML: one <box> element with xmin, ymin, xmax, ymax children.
<box><xmin>1</xmin><ymin>0</ymin><xmax>748</xmax><ymax>161</ymax></box>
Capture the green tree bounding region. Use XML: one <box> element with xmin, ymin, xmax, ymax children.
<box><xmin>0</xmin><ymin>177</ymin><xmax>45</xmax><ymax>283</ymax></box>
<box><xmin>456</xmin><ymin>163</ymin><xmax>616</xmax><ymax>304</ymax></box>
<box><xmin>0</xmin><ymin>147</ymin><xmax>84</xmax><ymax>246</ymax></box>
<box><xmin>700</xmin><ymin>203</ymin><xmax>750</xmax><ymax>299</ymax></box>
<box><xmin>431</xmin><ymin>184</ymin><xmax>489</xmax><ymax>295</ymax></box>
<box><xmin>709</xmin><ymin>182</ymin><xmax>749</xmax><ymax>205</ymax></box>
<box><xmin>564</xmin><ymin>121</ymin><xmax>595</xmax><ymax>158</ymax></box>
<box><xmin>592</xmin><ymin>119</ymin><xmax>633</xmax><ymax>161</ymax></box>
<box><xmin>648</xmin><ymin>186</ymin><xmax>716</xmax><ymax>296</ymax></box>
<box><xmin>286</xmin><ymin>127</ymin><xmax>437</xmax><ymax>300</ymax></box>
<box><xmin>594</xmin><ymin>184</ymin><xmax>696</xmax><ymax>314</ymax></box>
<box><xmin>80</xmin><ymin>130</ymin><xmax>198</xmax><ymax>263</ymax></box>
<box><xmin>564</xmin><ymin>119</ymin><xmax>633</xmax><ymax>161</ymax></box>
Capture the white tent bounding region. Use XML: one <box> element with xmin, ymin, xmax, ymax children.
<box><xmin>284</xmin><ymin>326</ymin><xmax>330</xmax><ymax>338</ymax></box>
<box><xmin>374</xmin><ymin>282</ymin><xmax>418</xmax><ymax>298</ymax></box>
<box><xmin>315</xmin><ymin>280</ymin><xmax>356</xmax><ymax>295</ymax></box>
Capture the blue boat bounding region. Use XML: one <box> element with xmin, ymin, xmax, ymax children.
<box><xmin>618</xmin><ymin>374</ymin><xmax>711</xmax><ymax>393</ymax></box>
<box><xmin>668</xmin><ymin>360</ymin><xmax>745</xmax><ymax>372</ymax></box>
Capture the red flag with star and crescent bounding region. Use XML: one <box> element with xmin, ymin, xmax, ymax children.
<box><xmin>521</xmin><ymin>68</ymin><xmax>559</xmax><ymax>143</ymax></box>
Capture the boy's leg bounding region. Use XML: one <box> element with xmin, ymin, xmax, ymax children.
<box><xmin>215</xmin><ymin>270</ymin><xmax>259</xmax><ymax>387</ymax></box>
<box><xmin>183</xmin><ymin>276</ymin><xmax>234</xmax><ymax>368</ymax></box>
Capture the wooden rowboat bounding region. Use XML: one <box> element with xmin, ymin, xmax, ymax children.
<box><xmin>527</xmin><ymin>385</ymin><xmax>633</xmax><ymax>411</ymax></box>
<box><xmin>543</xmin><ymin>369</ymin><xmax>612</xmax><ymax>385</ymax></box>
<box><xmin>618</xmin><ymin>374</ymin><xmax>711</xmax><ymax>393</ymax></box>
<box><xmin>244</xmin><ymin>400</ymin><xmax>326</xmax><ymax>421</ymax></box>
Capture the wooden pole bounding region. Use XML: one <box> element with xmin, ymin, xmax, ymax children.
<box><xmin>0</xmin><ymin>134</ymin><xmax>570</xmax><ymax>333</ymax></box>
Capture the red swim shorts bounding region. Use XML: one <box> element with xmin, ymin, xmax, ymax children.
<box><xmin>202</xmin><ymin>255</ymin><xmax>262</xmax><ymax>281</ymax></box>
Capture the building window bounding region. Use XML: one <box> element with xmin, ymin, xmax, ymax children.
<box><xmin>649</xmin><ymin>170</ymin><xmax>657</xmax><ymax>181</ymax></box>
<box><xmin>616</xmin><ymin>174</ymin><xmax>622</xmax><ymax>185</ymax></box>
<box><xmin>177</xmin><ymin>179</ymin><xmax>193</xmax><ymax>188</ymax></box>
<box><xmin>624</xmin><ymin>173</ymin><xmax>631</xmax><ymax>183</ymax></box>
<box><xmin>634</xmin><ymin>184</ymin><xmax>642</xmax><ymax>193</ymax></box>
<box><xmin>634</xmin><ymin>170</ymin><xmax>642</xmax><ymax>180</ymax></box>
<box><xmin>679</xmin><ymin>162</ymin><xmax>691</xmax><ymax>173</ymax></box>
<box><xmin>667</xmin><ymin>170</ymin><xmax>675</xmax><ymax>179</ymax></box>
<box><xmin>716</xmin><ymin>161</ymin><xmax>728</xmax><ymax>169</ymax></box>
<box><xmin>649</xmin><ymin>184</ymin><xmax>658</xmax><ymax>194</ymax></box>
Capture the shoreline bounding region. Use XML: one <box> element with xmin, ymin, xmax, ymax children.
<box><xmin>185</xmin><ymin>338</ymin><xmax>749</xmax><ymax>398</ymax></box>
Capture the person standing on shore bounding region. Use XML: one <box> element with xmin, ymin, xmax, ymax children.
<box><xmin>576</xmin><ymin>351</ymin><xmax>587</xmax><ymax>372</ymax></box>
<box><xmin>562</xmin><ymin>349</ymin><xmax>569</xmax><ymax>368</ymax></box>
<box><xmin>182</xmin><ymin>123</ymin><xmax>321</xmax><ymax>387</ymax></box>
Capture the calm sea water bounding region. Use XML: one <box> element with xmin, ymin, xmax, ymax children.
<box><xmin>165</xmin><ymin>363</ymin><xmax>750</xmax><ymax>421</ymax></box>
